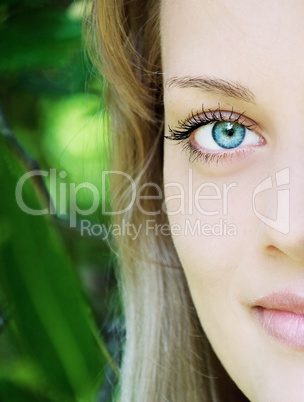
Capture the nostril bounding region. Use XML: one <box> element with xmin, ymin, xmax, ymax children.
<box><xmin>265</xmin><ymin>245</ymin><xmax>282</xmax><ymax>256</ymax></box>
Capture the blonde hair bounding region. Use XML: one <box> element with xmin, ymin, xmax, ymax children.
<box><xmin>86</xmin><ymin>1</ymin><xmax>247</xmax><ymax>400</ymax></box>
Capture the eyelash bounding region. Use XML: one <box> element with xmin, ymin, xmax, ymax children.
<box><xmin>165</xmin><ymin>105</ymin><xmax>259</xmax><ymax>165</ymax></box>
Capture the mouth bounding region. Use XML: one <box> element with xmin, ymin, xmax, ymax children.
<box><xmin>252</xmin><ymin>292</ymin><xmax>304</xmax><ymax>349</ymax></box>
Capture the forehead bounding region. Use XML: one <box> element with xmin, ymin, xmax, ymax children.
<box><xmin>160</xmin><ymin>0</ymin><xmax>304</xmax><ymax>89</ymax></box>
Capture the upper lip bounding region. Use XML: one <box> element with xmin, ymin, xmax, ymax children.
<box><xmin>252</xmin><ymin>291</ymin><xmax>304</xmax><ymax>315</ymax></box>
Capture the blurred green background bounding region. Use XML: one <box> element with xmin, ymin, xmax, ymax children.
<box><xmin>0</xmin><ymin>1</ymin><xmax>121</xmax><ymax>401</ymax></box>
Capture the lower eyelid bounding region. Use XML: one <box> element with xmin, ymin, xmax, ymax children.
<box><xmin>184</xmin><ymin>140</ymin><xmax>251</xmax><ymax>165</ymax></box>
<box><xmin>190</xmin><ymin>136</ymin><xmax>261</xmax><ymax>154</ymax></box>
<box><xmin>192</xmin><ymin>130</ymin><xmax>265</xmax><ymax>152</ymax></box>
<box><xmin>186</xmin><ymin>133</ymin><xmax>266</xmax><ymax>165</ymax></box>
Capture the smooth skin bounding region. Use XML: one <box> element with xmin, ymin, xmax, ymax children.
<box><xmin>162</xmin><ymin>1</ymin><xmax>304</xmax><ymax>401</ymax></box>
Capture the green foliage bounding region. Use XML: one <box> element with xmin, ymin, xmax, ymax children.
<box><xmin>1</xmin><ymin>1</ymin><xmax>82</xmax><ymax>74</ymax></box>
<box><xmin>0</xmin><ymin>1</ymin><xmax>120</xmax><ymax>401</ymax></box>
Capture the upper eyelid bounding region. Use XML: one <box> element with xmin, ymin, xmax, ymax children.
<box><xmin>185</xmin><ymin>108</ymin><xmax>258</xmax><ymax>129</ymax></box>
<box><xmin>166</xmin><ymin>108</ymin><xmax>262</xmax><ymax>140</ymax></box>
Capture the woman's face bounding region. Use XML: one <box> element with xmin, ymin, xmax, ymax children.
<box><xmin>162</xmin><ymin>1</ymin><xmax>304</xmax><ymax>400</ymax></box>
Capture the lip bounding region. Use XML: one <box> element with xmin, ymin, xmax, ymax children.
<box><xmin>252</xmin><ymin>292</ymin><xmax>304</xmax><ymax>349</ymax></box>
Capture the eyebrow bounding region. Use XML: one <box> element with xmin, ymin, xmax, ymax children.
<box><xmin>165</xmin><ymin>75</ymin><xmax>255</xmax><ymax>103</ymax></box>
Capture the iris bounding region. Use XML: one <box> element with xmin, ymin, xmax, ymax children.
<box><xmin>212</xmin><ymin>122</ymin><xmax>245</xmax><ymax>149</ymax></box>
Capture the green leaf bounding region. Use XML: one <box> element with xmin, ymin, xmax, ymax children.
<box><xmin>1</xmin><ymin>4</ymin><xmax>82</xmax><ymax>74</ymax></box>
<box><xmin>0</xmin><ymin>123</ymin><xmax>113</xmax><ymax>400</ymax></box>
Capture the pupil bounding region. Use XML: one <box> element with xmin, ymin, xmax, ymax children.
<box><xmin>227</xmin><ymin>128</ymin><xmax>234</xmax><ymax>137</ymax></box>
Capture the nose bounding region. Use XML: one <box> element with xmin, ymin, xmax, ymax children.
<box><xmin>255</xmin><ymin>152</ymin><xmax>304</xmax><ymax>264</ymax></box>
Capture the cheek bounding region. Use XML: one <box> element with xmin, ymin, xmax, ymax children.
<box><xmin>164</xmin><ymin>143</ymin><xmax>256</xmax><ymax>278</ymax></box>
<box><xmin>163</xmin><ymin>140</ymin><xmax>266</xmax><ymax>398</ymax></box>
<box><xmin>163</xmin><ymin>139</ymin><xmax>262</xmax><ymax>330</ymax></box>
<box><xmin>163</xmin><ymin>140</ymin><xmax>303</xmax><ymax>401</ymax></box>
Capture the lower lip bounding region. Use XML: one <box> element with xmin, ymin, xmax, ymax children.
<box><xmin>254</xmin><ymin>307</ymin><xmax>304</xmax><ymax>349</ymax></box>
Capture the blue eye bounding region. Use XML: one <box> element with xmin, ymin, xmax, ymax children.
<box><xmin>212</xmin><ymin>122</ymin><xmax>245</xmax><ymax>149</ymax></box>
<box><xmin>194</xmin><ymin>120</ymin><xmax>261</xmax><ymax>151</ymax></box>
